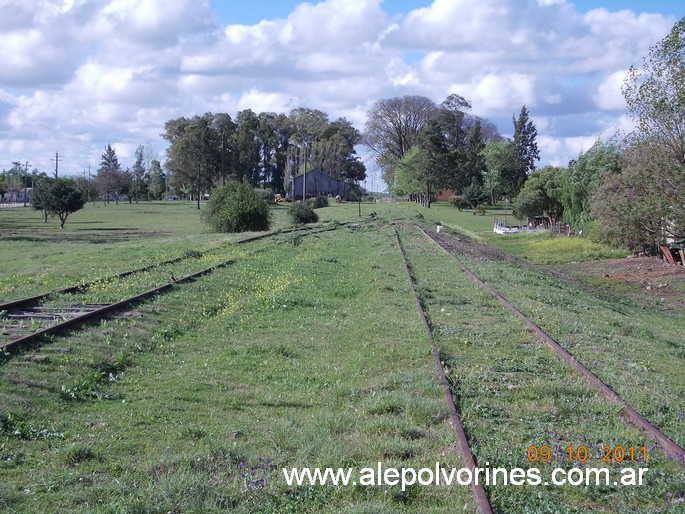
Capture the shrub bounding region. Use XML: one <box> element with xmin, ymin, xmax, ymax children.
<box><xmin>254</xmin><ymin>188</ymin><xmax>275</xmax><ymax>202</ymax></box>
<box><xmin>307</xmin><ymin>196</ymin><xmax>329</xmax><ymax>209</ymax></box>
<box><xmin>202</xmin><ymin>182</ymin><xmax>272</xmax><ymax>233</ymax></box>
<box><xmin>288</xmin><ymin>202</ymin><xmax>319</xmax><ymax>224</ymax></box>
<box><xmin>450</xmin><ymin>195</ymin><xmax>469</xmax><ymax>211</ymax></box>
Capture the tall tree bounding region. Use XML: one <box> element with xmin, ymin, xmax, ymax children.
<box><xmin>623</xmin><ymin>17</ymin><xmax>685</xmax><ymax>162</ymax></box>
<box><xmin>270</xmin><ymin>113</ymin><xmax>296</xmax><ymax>193</ymax></box>
<box><xmin>608</xmin><ymin>16</ymin><xmax>685</xmax><ymax>245</ymax></box>
<box><xmin>460</xmin><ymin>119</ymin><xmax>487</xmax><ymax>189</ymax></box>
<box><xmin>233</xmin><ymin>109</ymin><xmax>261</xmax><ymax>185</ymax></box>
<box><xmin>257</xmin><ymin>112</ymin><xmax>280</xmax><ymax>189</ymax></box>
<box><xmin>364</xmin><ymin>95</ymin><xmax>438</xmax><ymax>189</ymax></box>
<box><xmin>215</xmin><ymin>113</ymin><xmax>236</xmax><ymax>186</ymax></box>
<box><xmin>393</xmin><ymin>146</ymin><xmax>432</xmax><ymax>204</ymax></box>
<box><xmin>96</xmin><ymin>144</ymin><xmax>122</xmax><ymax>204</ymax></box>
<box><xmin>481</xmin><ymin>141</ymin><xmax>518</xmax><ymax>204</ymax></box>
<box><xmin>148</xmin><ymin>159</ymin><xmax>165</xmax><ymax>200</ymax></box>
<box><xmin>130</xmin><ymin>145</ymin><xmax>149</xmax><ymax>203</ymax></box>
<box><xmin>163</xmin><ymin>113</ymin><xmax>221</xmax><ymax>208</ymax></box>
<box><xmin>511</xmin><ymin>106</ymin><xmax>540</xmax><ymax>196</ymax></box>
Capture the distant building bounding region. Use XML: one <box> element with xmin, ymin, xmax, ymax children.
<box><xmin>291</xmin><ymin>170</ymin><xmax>351</xmax><ymax>200</ymax></box>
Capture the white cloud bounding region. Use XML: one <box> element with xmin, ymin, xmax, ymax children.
<box><xmin>594</xmin><ymin>70</ymin><xmax>629</xmax><ymax>110</ymax></box>
<box><xmin>0</xmin><ymin>0</ymin><xmax>679</xmax><ymax>176</ymax></box>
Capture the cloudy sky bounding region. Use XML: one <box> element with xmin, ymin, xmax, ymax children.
<box><xmin>1</xmin><ymin>0</ymin><xmax>683</xmax><ymax>190</ymax></box>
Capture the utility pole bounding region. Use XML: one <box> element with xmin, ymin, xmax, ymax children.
<box><xmin>23</xmin><ymin>161</ymin><xmax>29</xmax><ymax>207</ymax></box>
<box><xmin>53</xmin><ymin>152</ymin><xmax>61</xmax><ymax>178</ymax></box>
<box><xmin>221</xmin><ymin>131</ymin><xmax>227</xmax><ymax>186</ymax></box>
<box><xmin>88</xmin><ymin>165</ymin><xmax>92</xmax><ymax>203</ymax></box>
<box><xmin>302</xmin><ymin>140</ymin><xmax>307</xmax><ymax>202</ymax></box>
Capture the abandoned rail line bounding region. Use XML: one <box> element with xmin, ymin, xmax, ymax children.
<box><xmin>393</xmin><ymin>223</ymin><xmax>685</xmax><ymax>512</ymax></box>
<box><xmin>395</xmin><ymin>226</ymin><xmax>494</xmax><ymax>514</ymax></box>
<box><xmin>0</xmin><ymin>225</ymin><xmax>337</xmax><ymax>356</ymax></box>
<box><xmin>416</xmin><ymin>226</ymin><xmax>684</xmax><ymax>460</ymax></box>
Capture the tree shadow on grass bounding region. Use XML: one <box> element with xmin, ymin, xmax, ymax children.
<box><xmin>74</xmin><ymin>227</ymin><xmax>136</xmax><ymax>231</ymax></box>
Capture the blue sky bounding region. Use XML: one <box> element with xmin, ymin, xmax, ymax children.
<box><xmin>210</xmin><ymin>0</ymin><xmax>433</xmax><ymax>24</ymax></box>
<box><xmin>1</xmin><ymin>0</ymin><xmax>683</xmax><ymax>189</ymax></box>
<box><xmin>210</xmin><ymin>0</ymin><xmax>684</xmax><ymax>24</ymax></box>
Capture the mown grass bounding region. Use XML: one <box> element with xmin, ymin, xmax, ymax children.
<box><xmin>0</xmin><ymin>202</ymin><xmax>300</xmax><ymax>302</ymax></box>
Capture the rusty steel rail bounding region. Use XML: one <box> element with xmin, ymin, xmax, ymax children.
<box><xmin>0</xmin><ymin>256</ymin><xmax>187</xmax><ymax>313</ymax></box>
<box><xmin>0</xmin><ymin>224</ymin><xmax>343</xmax><ymax>355</ymax></box>
<box><xmin>420</xmin><ymin>227</ymin><xmax>685</xmax><ymax>462</ymax></box>
<box><xmin>0</xmin><ymin>225</ymin><xmax>336</xmax><ymax>313</ymax></box>
<box><xmin>394</xmin><ymin>228</ymin><xmax>493</xmax><ymax>514</ymax></box>
<box><xmin>0</xmin><ymin>259</ymin><xmax>234</xmax><ymax>353</ymax></box>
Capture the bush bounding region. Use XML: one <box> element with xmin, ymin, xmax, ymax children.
<box><xmin>307</xmin><ymin>196</ymin><xmax>329</xmax><ymax>209</ymax></box>
<box><xmin>288</xmin><ymin>202</ymin><xmax>319</xmax><ymax>224</ymax></box>
<box><xmin>450</xmin><ymin>195</ymin><xmax>469</xmax><ymax>211</ymax></box>
<box><xmin>202</xmin><ymin>182</ymin><xmax>272</xmax><ymax>233</ymax></box>
<box><xmin>254</xmin><ymin>188</ymin><xmax>275</xmax><ymax>202</ymax></box>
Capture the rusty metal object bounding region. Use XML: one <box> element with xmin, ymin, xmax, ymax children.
<box><xmin>395</xmin><ymin>228</ymin><xmax>493</xmax><ymax>514</ymax></box>
<box><xmin>0</xmin><ymin>259</ymin><xmax>233</xmax><ymax>353</ymax></box>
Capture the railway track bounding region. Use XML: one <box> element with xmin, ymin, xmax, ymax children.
<box><xmin>0</xmin><ymin>224</ymin><xmax>328</xmax><ymax>314</ymax></box>
<box><xmin>0</xmin><ymin>259</ymin><xmax>234</xmax><ymax>353</ymax></box>
<box><xmin>0</xmin><ymin>225</ymin><xmax>338</xmax><ymax>356</ymax></box>
<box><xmin>394</xmin><ymin>224</ymin><xmax>684</xmax><ymax>513</ymax></box>
<box><xmin>394</xmin><ymin>227</ymin><xmax>494</xmax><ymax>514</ymax></box>
<box><xmin>419</xmin><ymin>226</ymin><xmax>685</xmax><ymax>460</ymax></box>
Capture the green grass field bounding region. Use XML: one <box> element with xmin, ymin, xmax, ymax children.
<box><xmin>1</xmin><ymin>201</ymin><xmax>683</xmax><ymax>513</ymax></box>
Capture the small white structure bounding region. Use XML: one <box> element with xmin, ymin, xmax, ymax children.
<box><xmin>493</xmin><ymin>221</ymin><xmax>519</xmax><ymax>234</ymax></box>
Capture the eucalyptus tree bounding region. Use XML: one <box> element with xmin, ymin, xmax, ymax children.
<box><xmin>162</xmin><ymin>113</ymin><xmax>221</xmax><ymax>209</ymax></box>
<box><xmin>215</xmin><ymin>113</ymin><xmax>236</xmax><ymax>186</ymax></box>
<box><xmin>233</xmin><ymin>109</ymin><xmax>261</xmax><ymax>184</ymax></box>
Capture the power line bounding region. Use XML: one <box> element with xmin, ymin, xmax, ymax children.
<box><xmin>0</xmin><ymin>98</ymin><xmax>96</xmax><ymax>151</ymax></box>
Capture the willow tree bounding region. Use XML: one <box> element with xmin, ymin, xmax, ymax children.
<box><xmin>595</xmin><ymin>16</ymin><xmax>685</xmax><ymax>247</ymax></box>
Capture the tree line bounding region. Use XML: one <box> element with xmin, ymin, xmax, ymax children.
<box><xmin>511</xmin><ymin>17</ymin><xmax>685</xmax><ymax>251</ymax></box>
<box><xmin>161</xmin><ymin>108</ymin><xmax>366</xmax><ymax>208</ymax></box>
<box><xmin>364</xmin><ymin>94</ymin><xmax>539</xmax><ymax>208</ymax></box>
